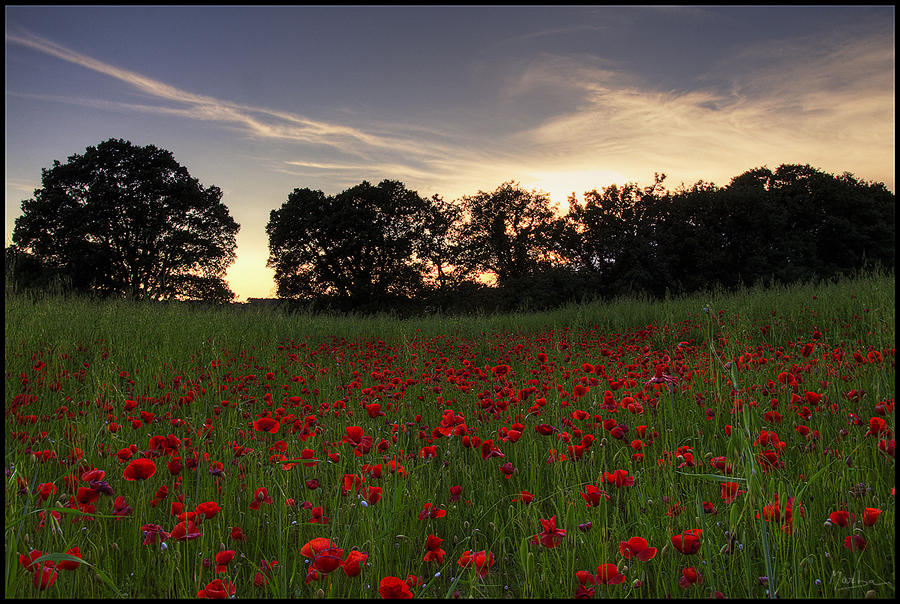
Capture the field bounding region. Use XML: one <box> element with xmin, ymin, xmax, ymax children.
<box><xmin>5</xmin><ymin>273</ymin><xmax>895</xmax><ymax>599</ymax></box>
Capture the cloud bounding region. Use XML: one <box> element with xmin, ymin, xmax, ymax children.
<box><xmin>5</xmin><ymin>30</ymin><xmax>448</xmax><ymax>161</ymax></box>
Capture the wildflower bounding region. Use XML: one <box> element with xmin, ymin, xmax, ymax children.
<box><xmin>595</xmin><ymin>563</ymin><xmax>625</xmax><ymax>585</ymax></box>
<box><xmin>671</xmin><ymin>529</ymin><xmax>702</xmax><ymax>555</ymax></box>
<box><xmin>423</xmin><ymin>534</ymin><xmax>446</xmax><ymax>563</ymax></box>
<box><xmin>619</xmin><ymin>536</ymin><xmax>657</xmax><ymax>561</ymax></box>
<box><xmin>122</xmin><ymin>457</ymin><xmax>157</xmax><ymax>481</ymax></box>
<box><xmin>513</xmin><ymin>490</ymin><xmax>535</xmax><ymax>504</ymax></box>
<box><xmin>198</xmin><ymin>578</ymin><xmax>235</xmax><ymax>599</ymax></box>
<box><xmin>863</xmin><ymin>508</ymin><xmax>882</xmax><ymax>527</ymax></box>
<box><xmin>603</xmin><ymin>469</ymin><xmax>635</xmax><ymax>487</ymax></box>
<box><xmin>580</xmin><ymin>484</ymin><xmax>610</xmax><ymax>507</ymax></box>
<box><xmin>195</xmin><ymin>501</ymin><xmax>222</xmax><ymax>520</ymax></box>
<box><xmin>170</xmin><ymin>520</ymin><xmax>202</xmax><ymax>541</ymax></box>
<box><xmin>531</xmin><ymin>515</ymin><xmax>566</xmax><ymax>548</ymax></box>
<box><xmin>679</xmin><ymin>566</ymin><xmax>703</xmax><ymax>588</ymax></box>
<box><xmin>379</xmin><ymin>575</ymin><xmax>413</xmax><ymax>598</ymax></box>
<box><xmin>457</xmin><ymin>550</ymin><xmax>494</xmax><ymax>578</ymax></box>
<box><xmin>215</xmin><ymin>550</ymin><xmax>236</xmax><ymax>573</ymax></box>
<box><xmin>342</xmin><ymin>550</ymin><xmax>367</xmax><ymax>577</ymax></box>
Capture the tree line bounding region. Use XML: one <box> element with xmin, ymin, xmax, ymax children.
<box><xmin>6</xmin><ymin>138</ymin><xmax>895</xmax><ymax>314</ymax></box>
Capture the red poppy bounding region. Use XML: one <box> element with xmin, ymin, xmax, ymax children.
<box><xmin>33</xmin><ymin>564</ymin><xmax>58</xmax><ymax>590</ymax></box>
<box><xmin>671</xmin><ymin>529</ymin><xmax>702</xmax><ymax>555</ymax></box>
<box><xmin>844</xmin><ymin>534</ymin><xmax>866</xmax><ymax>552</ymax></box>
<box><xmin>721</xmin><ymin>482</ymin><xmax>743</xmax><ymax>504</ymax></box>
<box><xmin>679</xmin><ymin>566</ymin><xmax>703</xmax><ymax>588</ymax></box>
<box><xmin>362</xmin><ymin>486</ymin><xmax>383</xmax><ymax>505</ymax></box>
<box><xmin>418</xmin><ymin>502</ymin><xmax>447</xmax><ymax>520</ymax></box>
<box><xmin>379</xmin><ymin>575</ymin><xmax>413</xmax><ymax>598</ymax></box>
<box><xmin>215</xmin><ymin>550</ymin><xmax>235</xmax><ymax>573</ymax></box>
<box><xmin>828</xmin><ymin>510</ymin><xmax>852</xmax><ymax>527</ymax></box>
<box><xmin>195</xmin><ymin>501</ymin><xmax>222</xmax><ymax>519</ymax></box>
<box><xmin>513</xmin><ymin>490</ymin><xmax>535</xmax><ymax>504</ymax></box>
<box><xmin>619</xmin><ymin>536</ymin><xmax>657</xmax><ymax>561</ymax></box>
<box><xmin>312</xmin><ymin>547</ymin><xmax>345</xmax><ymax>573</ymax></box>
<box><xmin>603</xmin><ymin>469</ymin><xmax>635</xmax><ymax>487</ymax></box>
<box><xmin>170</xmin><ymin>520</ymin><xmax>202</xmax><ymax>541</ymax></box>
<box><xmin>198</xmin><ymin>578</ymin><xmax>235</xmax><ymax>599</ymax></box>
<box><xmin>301</xmin><ymin>537</ymin><xmax>339</xmax><ymax>559</ymax></box>
<box><xmin>532</xmin><ymin>515</ymin><xmax>566</xmax><ymax>548</ymax></box>
<box><xmin>123</xmin><ymin>458</ymin><xmax>157</xmax><ymax>481</ymax></box>
<box><xmin>457</xmin><ymin>550</ymin><xmax>494</xmax><ymax>578</ymax></box>
<box><xmin>342</xmin><ymin>550</ymin><xmax>367</xmax><ymax>577</ymax></box>
<box><xmin>449</xmin><ymin>485</ymin><xmax>462</xmax><ymax>502</ymax></box>
<box><xmin>862</xmin><ymin>508</ymin><xmax>881</xmax><ymax>526</ymax></box>
<box><xmin>595</xmin><ymin>563</ymin><xmax>625</xmax><ymax>585</ymax></box>
<box><xmin>253</xmin><ymin>417</ymin><xmax>280</xmax><ymax>433</ymax></box>
<box><xmin>580</xmin><ymin>484</ymin><xmax>610</xmax><ymax>507</ymax></box>
<box><xmin>230</xmin><ymin>526</ymin><xmax>247</xmax><ymax>541</ymax></box>
<box><xmin>424</xmin><ymin>534</ymin><xmax>446</xmax><ymax>563</ymax></box>
<box><xmin>249</xmin><ymin>487</ymin><xmax>272</xmax><ymax>510</ymax></box>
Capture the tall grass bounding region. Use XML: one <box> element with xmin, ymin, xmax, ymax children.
<box><xmin>5</xmin><ymin>271</ymin><xmax>894</xmax><ymax>599</ymax></box>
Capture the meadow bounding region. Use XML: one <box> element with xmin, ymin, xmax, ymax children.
<box><xmin>5</xmin><ymin>272</ymin><xmax>895</xmax><ymax>599</ymax></box>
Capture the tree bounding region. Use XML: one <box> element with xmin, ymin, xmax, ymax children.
<box><xmin>459</xmin><ymin>181</ymin><xmax>562</xmax><ymax>285</ymax></box>
<box><xmin>10</xmin><ymin>139</ymin><xmax>239</xmax><ymax>302</ymax></box>
<box><xmin>267</xmin><ymin>180</ymin><xmax>430</xmax><ymax>308</ymax></box>
<box><xmin>414</xmin><ymin>195</ymin><xmax>480</xmax><ymax>293</ymax></box>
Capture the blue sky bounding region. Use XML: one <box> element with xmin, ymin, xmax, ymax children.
<box><xmin>5</xmin><ymin>6</ymin><xmax>895</xmax><ymax>300</ymax></box>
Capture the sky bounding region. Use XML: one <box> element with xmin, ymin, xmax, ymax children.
<box><xmin>5</xmin><ymin>6</ymin><xmax>895</xmax><ymax>301</ymax></box>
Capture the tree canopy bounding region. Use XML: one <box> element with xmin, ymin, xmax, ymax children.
<box><xmin>10</xmin><ymin>138</ymin><xmax>239</xmax><ymax>303</ymax></box>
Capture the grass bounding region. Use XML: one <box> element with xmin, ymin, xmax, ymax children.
<box><xmin>4</xmin><ymin>270</ymin><xmax>895</xmax><ymax>599</ymax></box>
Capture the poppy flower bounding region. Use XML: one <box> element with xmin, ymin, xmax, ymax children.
<box><xmin>198</xmin><ymin>578</ymin><xmax>235</xmax><ymax>599</ymax></box>
<box><xmin>249</xmin><ymin>487</ymin><xmax>272</xmax><ymax>510</ymax></box>
<box><xmin>721</xmin><ymin>482</ymin><xmax>743</xmax><ymax>504</ymax></box>
<box><xmin>418</xmin><ymin>502</ymin><xmax>447</xmax><ymax>520</ymax></box>
<box><xmin>580</xmin><ymin>484</ymin><xmax>610</xmax><ymax>507</ymax></box>
<box><xmin>362</xmin><ymin>486</ymin><xmax>382</xmax><ymax>505</ymax></box>
<box><xmin>230</xmin><ymin>526</ymin><xmax>248</xmax><ymax>541</ymax></box>
<box><xmin>141</xmin><ymin>523</ymin><xmax>171</xmax><ymax>545</ymax></box>
<box><xmin>253</xmin><ymin>417</ymin><xmax>280</xmax><ymax>433</ymax></box>
<box><xmin>619</xmin><ymin>536</ymin><xmax>657</xmax><ymax>561</ymax></box>
<box><xmin>603</xmin><ymin>469</ymin><xmax>635</xmax><ymax>487</ymax></box>
<box><xmin>671</xmin><ymin>529</ymin><xmax>702</xmax><ymax>555</ymax></box>
<box><xmin>215</xmin><ymin>550</ymin><xmax>235</xmax><ymax>573</ymax></box>
<box><xmin>499</xmin><ymin>461</ymin><xmax>516</xmax><ymax>478</ymax></box>
<box><xmin>112</xmin><ymin>495</ymin><xmax>132</xmax><ymax>518</ymax></box>
<box><xmin>33</xmin><ymin>564</ymin><xmax>58</xmax><ymax>590</ymax></box>
<box><xmin>123</xmin><ymin>458</ymin><xmax>157</xmax><ymax>481</ymax></box>
<box><xmin>513</xmin><ymin>490</ymin><xmax>535</xmax><ymax>505</ymax></box>
<box><xmin>195</xmin><ymin>501</ymin><xmax>222</xmax><ymax>519</ymax></box>
<box><xmin>312</xmin><ymin>547</ymin><xmax>345</xmax><ymax>573</ymax></box>
<box><xmin>863</xmin><ymin>508</ymin><xmax>882</xmax><ymax>527</ymax></box>
<box><xmin>423</xmin><ymin>534</ymin><xmax>446</xmax><ymax>563</ymax></box>
<box><xmin>679</xmin><ymin>566</ymin><xmax>703</xmax><ymax>588</ymax></box>
<box><xmin>595</xmin><ymin>563</ymin><xmax>625</xmax><ymax>585</ymax></box>
<box><xmin>844</xmin><ymin>534</ymin><xmax>867</xmax><ymax>552</ymax></box>
<box><xmin>457</xmin><ymin>550</ymin><xmax>494</xmax><ymax>578</ymax></box>
<box><xmin>378</xmin><ymin>575</ymin><xmax>413</xmax><ymax>598</ymax></box>
<box><xmin>827</xmin><ymin>510</ymin><xmax>852</xmax><ymax>527</ymax></box>
<box><xmin>449</xmin><ymin>485</ymin><xmax>462</xmax><ymax>502</ymax></box>
<box><xmin>301</xmin><ymin>537</ymin><xmax>339</xmax><ymax>559</ymax></box>
<box><xmin>532</xmin><ymin>515</ymin><xmax>566</xmax><ymax>548</ymax></box>
<box><xmin>342</xmin><ymin>550</ymin><xmax>367</xmax><ymax>577</ymax></box>
<box><xmin>170</xmin><ymin>520</ymin><xmax>202</xmax><ymax>541</ymax></box>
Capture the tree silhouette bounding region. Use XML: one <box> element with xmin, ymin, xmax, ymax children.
<box><xmin>267</xmin><ymin>180</ymin><xmax>431</xmax><ymax>309</ymax></box>
<box><xmin>10</xmin><ymin>139</ymin><xmax>239</xmax><ymax>302</ymax></box>
<box><xmin>459</xmin><ymin>181</ymin><xmax>562</xmax><ymax>285</ymax></box>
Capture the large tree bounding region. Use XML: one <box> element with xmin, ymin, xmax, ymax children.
<box><xmin>267</xmin><ymin>180</ymin><xmax>430</xmax><ymax>306</ymax></box>
<box><xmin>459</xmin><ymin>181</ymin><xmax>562</xmax><ymax>285</ymax></box>
<box><xmin>11</xmin><ymin>138</ymin><xmax>239</xmax><ymax>302</ymax></box>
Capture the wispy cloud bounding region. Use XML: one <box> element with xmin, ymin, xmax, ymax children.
<box><xmin>5</xmin><ymin>30</ymin><xmax>453</xmax><ymax>162</ymax></box>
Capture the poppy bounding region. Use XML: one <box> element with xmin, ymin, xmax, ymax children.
<box><xmin>424</xmin><ymin>534</ymin><xmax>446</xmax><ymax>563</ymax></box>
<box><xmin>457</xmin><ymin>550</ymin><xmax>494</xmax><ymax>578</ymax></box>
<box><xmin>170</xmin><ymin>520</ymin><xmax>202</xmax><ymax>541</ymax></box>
<box><xmin>301</xmin><ymin>537</ymin><xmax>339</xmax><ymax>559</ymax></box>
<box><xmin>595</xmin><ymin>563</ymin><xmax>625</xmax><ymax>585</ymax></box>
<box><xmin>253</xmin><ymin>417</ymin><xmax>280</xmax><ymax>433</ymax></box>
<box><xmin>141</xmin><ymin>523</ymin><xmax>171</xmax><ymax>545</ymax></box>
<box><xmin>123</xmin><ymin>458</ymin><xmax>156</xmax><ymax>481</ymax></box>
<box><xmin>844</xmin><ymin>534</ymin><xmax>867</xmax><ymax>552</ymax></box>
<box><xmin>312</xmin><ymin>547</ymin><xmax>345</xmax><ymax>573</ymax></box>
<box><xmin>449</xmin><ymin>485</ymin><xmax>462</xmax><ymax>502</ymax></box>
<box><xmin>580</xmin><ymin>484</ymin><xmax>610</xmax><ymax>507</ymax></box>
<box><xmin>215</xmin><ymin>550</ymin><xmax>235</xmax><ymax>573</ymax></box>
<box><xmin>33</xmin><ymin>564</ymin><xmax>58</xmax><ymax>590</ymax></box>
<box><xmin>195</xmin><ymin>501</ymin><xmax>222</xmax><ymax>519</ymax></box>
<box><xmin>619</xmin><ymin>536</ymin><xmax>657</xmax><ymax>561</ymax></box>
<box><xmin>862</xmin><ymin>508</ymin><xmax>882</xmax><ymax>527</ymax></box>
<box><xmin>671</xmin><ymin>529</ymin><xmax>702</xmax><ymax>555</ymax></box>
<box><xmin>198</xmin><ymin>578</ymin><xmax>235</xmax><ymax>599</ymax></box>
<box><xmin>721</xmin><ymin>482</ymin><xmax>743</xmax><ymax>504</ymax></box>
<box><xmin>342</xmin><ymin>550</ymin><xmax>367</xmax><ymax>577</ymax></box>
<box><xmin>513</xmin><ymin>490</ymin><xmax>535</xmax><ymax>504</ymax></box>
<box><xmin>378</xmin><ymin>575</ymin><xmax>413</xmax><ymax>598</ymax></box>
<box><xmin>532</xmin><ymin>515</ymin><xmax>566</xmax><ymax>548</ymax></box>
<box><xmin>603</xmin><ymin>469</ymin><xmax>635</xmax><ymax>487</ymax></box>
<box><xmin>230</xmin><ymin>526</ymin><xmax>248</xmax><ymax>541</ymax></box>
<box><xmin>418</xmin><ymin>502</ymin><xmax>447</xmax><ymax>520</ymax></box>
<box><xmin>828</xmin><ymin>510</ymin><xmax>852</xmax><ymax>527</ymax></box>
<box><xmin>679</xmin><ymin>566</ymin><xmax>703</xmax><ymax>588</ymax></box>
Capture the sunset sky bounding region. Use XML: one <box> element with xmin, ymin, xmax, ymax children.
<box><xmin>5</xmin><ymin>6</ymin><xmax>895</xmax><ymax>301</ymax></box>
